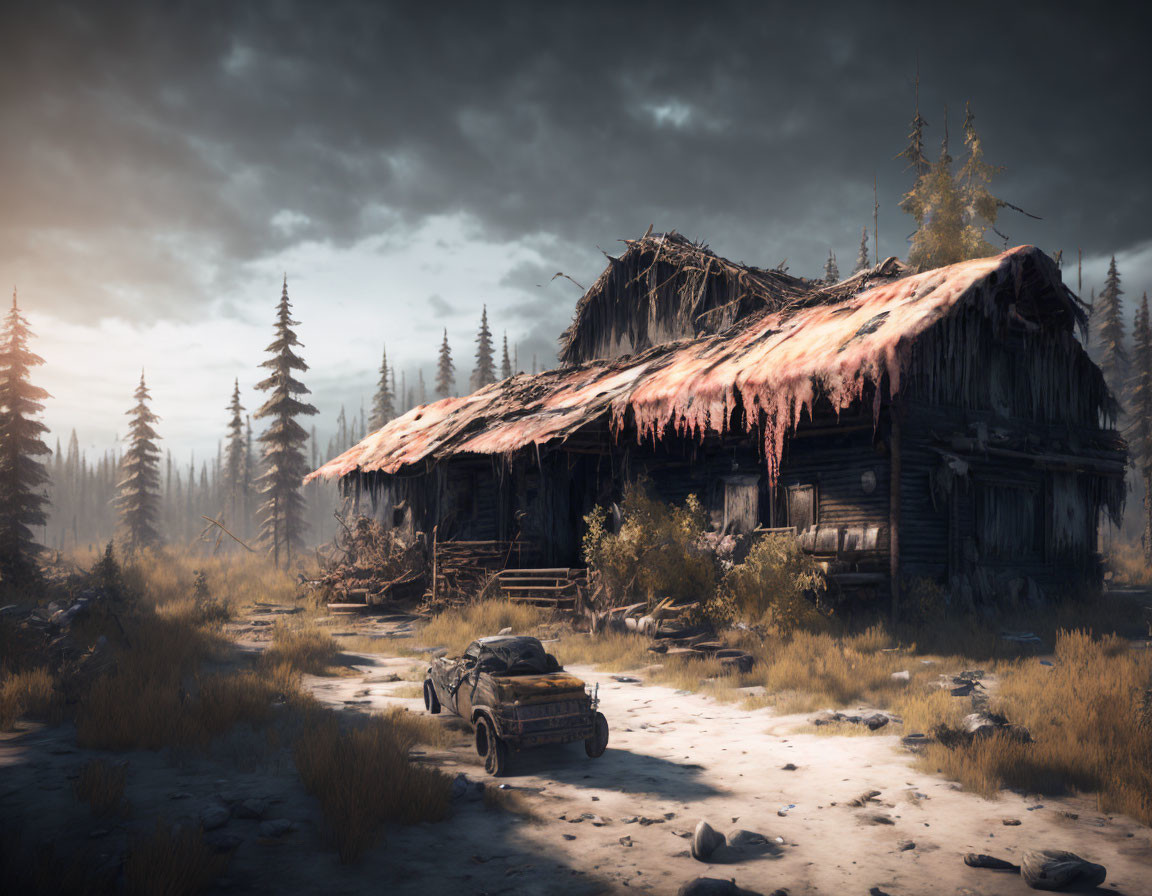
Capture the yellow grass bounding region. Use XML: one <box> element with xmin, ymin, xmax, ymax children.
<box><xmin>552</xmin><ymin>630</ymin><xmax>655</xmax><ymax>671</ymax></box>
<box><xmin>123</xmin><ymin>822</ymin><xmax>229</xmax><ymax>896</ymax></box>
<box><xmin>0</xmin><ymin>666</ymin><xmax>63</xmax><ymax>729</ymax></box>
<box><xmin>293</xmin><ymin>711</ymin><xmax>452</xmax><ymax>862</ymax></box>
<box><xmin>260</xmin><ymin>622</ymin><xmax>340</xmax><ymax>675</ymax></box>
<box><xmin>407</xmin><ymin>600</ymin><xmax>552</xmax><ymax>655</ymax></box>
<box><xmin>915</xmin><ymin>630</ymin><xmax>1152</xmax><ymax>823</ymax></box>
<box><xmin>73</xmin><ymin>759</ymin><xmax>129</xmax><ymax>817</ymax></box>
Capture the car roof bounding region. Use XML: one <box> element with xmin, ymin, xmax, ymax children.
<box><xmin>470</xmin><ymin>635</ymin><xmax>542</xmax><ymax>649</ymax></box>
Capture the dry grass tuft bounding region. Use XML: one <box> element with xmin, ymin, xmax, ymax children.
<box><xmin>752</xmin><ymin>630</ymin><xmax>926</xmax><ymax>714</ymax></box>
<box><xmin>123</xmin><ymin>821</ymin><xmax>228</xmax><ymax>896</ymax></box>
<box><xmin>552</xmin><ymin>631</ymin><xmax>654</xmax><ymax>671</ymax></box>
<box><xmin>0</xmin><ymin>667</ymin><xmax>63</xmax><ymax>729</ymax></box>
<box><xmin>406</xmin><ymin>600</ymin><xmax>551</xmax><ymax>655</ymax></box>
<box><xmin>915</xmin><ymin>630</ymin><xmax>1152</xmax><ymax>823</ymax></box>
<box><xmin>293</xmin><ymin>712</ymin><xmax>452</xmax><ymax>862</ymax></box>
<box><xmin>73</xmin><ymin>759</ymin><xmax>129</xmax><ymax>817</ymax></box>
<box><xmin>260</xmin><ymin>623</ymin><xmax>340</xmax><ymax>675</ymax></box>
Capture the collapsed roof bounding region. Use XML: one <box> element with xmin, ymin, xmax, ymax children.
<box><xmin>306</xmin><ymin>243</ymin><xmax>1097</xmax><ymax>487</ymax></box>
<box><xmin>558</xmin><ymin>230</ymin><xmax>819</xmax><ymax>365</ymax></box>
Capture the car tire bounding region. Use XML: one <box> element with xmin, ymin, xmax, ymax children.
<box><xmin>423</xmin><ymin>680</ymin><xmax>441</xmax><ymax>714</ymax></box>
<box><xmin>585</xmin><ymin>711</ymin><xmax>609</xmax><ymax>758</ymax></box>
<box><xmin>476</xmin><ymin>716</ymin><xmax>507</xmax><ymax>776</ymax></box>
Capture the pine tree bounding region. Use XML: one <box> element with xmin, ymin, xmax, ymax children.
<box><xmin>370</xmin><ymin>345</ymin><xmax>394</xmax><ymax>430</ymax></box>
<box><xmin>853</xmin><ymin>227</ymin><xmax>870</xmax><ymax>274</ymax></box>
<box><xmin>254</xmin><ymin>277</ymin><xmax>319</xmax><ymax>568</ymax></box>
<box><xmin>900</xmin><ymin>99</ymin><xmax>1014</xmax><ymax>271</ymax></box>
<box><xmin>471</xmin><ymin>306</ymin><xmax>496</xmax><ymax>389</ymax></box>
<box><xmin>956</xmin><ymin>102</ymin><xmax>1001</xmax><ymax>260</ymax></box>
<box><xmin>823</xmin><ymin>250</ymin><xmax>840</xmax><ymax>284</ymax></box>
<box><xmin>435</xmin><ymin>330</ymin><xmax>455</xmax><ymax>399</ymax></box>
<box><xmin>0</xmin><ymin>291</ymin><xmax>51</xmax><ymax>588</ymax></box>
<box><xmin>417</xmin><ymin>370</ymin><xmax>427</xmax><ymax>405</ymax></box>
<box><xmin>895</xmin><ymin>79</ymin><xmax>930</xmax><ymax>180</ymax></box>
<box><xmin>1094</xmin><ymin>256</ymin><xmax>1128</xmax><ymax>407</ymax></box>
<box><xmin>224</xmin><ymin>379</ymin><xmax>247</xmax><ymax>535</ymax></box>
<box><xmin>1129</xmin><ymin>292</ymin><xmax>1152</xmax><ymax>559</ymax></box>
<box><xmin>902</xmin><ymin>111</ymin><xmax>967</xmax><ymax>270</ymax></box>
<box><xmin>500</xmin><ymin>333</ymin><xmax>512</xmax><ymax>379</ymax></box>
<box><xmin>115</xmin><ymin>372</ymin><xmax>162</xmax><ymax>550</ymax></box>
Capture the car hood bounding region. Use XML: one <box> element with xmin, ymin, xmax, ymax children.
<box><xmin>491</xmin><ymin>671</ymin><xmax>587</xmax><ymax>704</ymax></box>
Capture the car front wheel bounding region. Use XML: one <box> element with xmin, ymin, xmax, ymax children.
<box><xmin>423</xmin><ymin>680</ymin><xmax>441</xmax><ymax>714</ymax></box>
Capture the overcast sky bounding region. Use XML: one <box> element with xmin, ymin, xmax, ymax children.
<box><xmin>2</xmin><ymin>0</ymin><xmax>1149</xmax><ymax>464</ymax></box>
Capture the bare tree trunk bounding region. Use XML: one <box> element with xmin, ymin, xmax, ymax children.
<box><xmin>1144</xmin><ymin>471</ymin><xmax>1151</xmax><ymax>565</ymax></box>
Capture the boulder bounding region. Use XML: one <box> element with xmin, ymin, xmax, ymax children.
<box><xmin>962</xmin><ymin>712</ymin><xmax>1032</xmax><ymax>744</ymax></box>
<box><xmin>258</xmin><ymin>819</ymin><xmax>294</xmax><ymax>838</ymax></box>
<box><xmin>678</xmin><ymin>879</ymin><xmax>736</xmax><ymax>896</ymax></box>
<box><xmin>691</xmin><ymin>820</ymin><xmax>726</xmax><ymax>861</ymax></box>
<box><xmin>726</xmin><ymin>829</ymin><xmax>767</xmax><ymax>848</ymax></box>
<box><xmin>1020</xmin><ymin>850</ymin><xmax>1106</xmax><ymax>891</ymax></box>
<box><xmin>233</xmin><ymin>798</ymin><xmax>268</xmax><ymax>819</ymax></box>
<box><xmin>199</xmin><ymin>805</ymin><xmax>230</xmax><ymax>832</ymax></box>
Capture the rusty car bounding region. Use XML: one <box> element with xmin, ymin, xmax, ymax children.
<box><xmin>423</xmin><ymin>635</ymin><xmax>609</xmax><ymax>775</ymax></box>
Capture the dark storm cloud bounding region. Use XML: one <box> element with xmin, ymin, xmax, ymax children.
<box><xmin>2</xmin><ymin>0</ymin><xmax>1150</xmax><ymax>326</ymax></box>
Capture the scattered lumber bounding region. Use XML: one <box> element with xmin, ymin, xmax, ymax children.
<box><xmin>307</xmin><ymin>516</ymin><xmax>428</xmax><ymax>606</ymax></box>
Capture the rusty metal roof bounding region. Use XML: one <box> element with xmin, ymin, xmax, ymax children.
<box><xmin>306</xmin><ymin>245</ymin><xmax>1083</xmax><ymax>485</ymax></box>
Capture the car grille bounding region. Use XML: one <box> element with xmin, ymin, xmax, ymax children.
<box><xmin>501</xmin><ymin>699</ymin><xmax>590</xmax><ymax>735</ymax></box>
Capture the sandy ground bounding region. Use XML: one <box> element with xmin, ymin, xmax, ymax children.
<box><xmin>2</xmin><ymin>608</ymin><xmax>1150</xmax><ymax>895</ymax></box>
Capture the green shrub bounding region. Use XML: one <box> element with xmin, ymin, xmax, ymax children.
<box><xmin>582</xmin><ymin>481</ymin><xmax>715</xmax><ymax>606</ymax></box>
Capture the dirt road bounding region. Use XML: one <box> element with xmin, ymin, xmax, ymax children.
<box><xmin>3</xmin><ymin>609</ymin><xmax>1148</xmax><ymax>896</ymax></box>
<box><xmin>304</xmin><ymin>644</ymin><xmax>1150</xmax><ymax>896</ymax></box>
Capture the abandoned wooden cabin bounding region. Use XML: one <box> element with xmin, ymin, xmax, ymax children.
<box><xmin>306</xmin><ymin>233</ymin><xmax>1126</xmax><ymax>611</ymax></box>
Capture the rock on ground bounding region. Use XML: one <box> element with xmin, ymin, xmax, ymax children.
<box><xmin>1020</xmin><ymin>850</ymin><xmax>1107</xmax><ymax>891</ymax></box>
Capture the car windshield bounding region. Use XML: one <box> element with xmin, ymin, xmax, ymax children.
<box><xmin>470</xmin><ymin>637</ymin><xmax>553</xmax><ymax>675</ymax></box>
